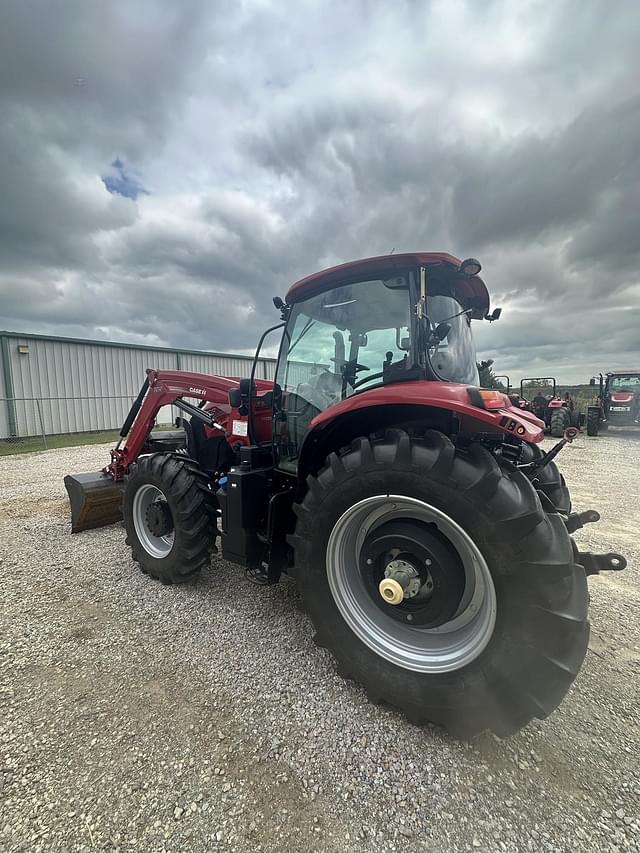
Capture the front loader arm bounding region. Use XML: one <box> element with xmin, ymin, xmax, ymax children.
<box><xmin>107</xmin><ymin>368</ymin><xmax>237</xmax><ymax>479</ymax></box>
<box><xmin>65</xmin><ymin>368</ymin><xmax>242</xmax><ymax>533</ymax></box>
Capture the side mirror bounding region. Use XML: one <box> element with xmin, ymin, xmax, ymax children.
<box><xmin>589</xmin><ymin>377</ymin><xmax>596</xmax><ymax>386</ymax></box>
<box><xmin>486</xmin><ymin>308</ymin><xmax>502</xmax><ymax>322</ymax></box>
<box><xmin>272</xmin><ymin>296</ymin><xmax>290</xmax><ymax>320</ymax></box>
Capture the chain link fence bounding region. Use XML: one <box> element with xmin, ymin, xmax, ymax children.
<box><xmin>0</xmin><ymin>396</ymin><xmax>180</xmax><ymax>454</ymax></box>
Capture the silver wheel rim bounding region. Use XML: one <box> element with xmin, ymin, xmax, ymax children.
<box><xmin>326</xmin><ymin>495</ymin><xmax>496</xmax><ymax>674</ymax></box>
<box><xmin>132</xmin><ymin>484</ymin><xmax>175</xmax><ymax>558</ymax></box>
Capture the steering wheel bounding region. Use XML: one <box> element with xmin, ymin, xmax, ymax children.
<box><xmin>353</xmin><ymin>371</ymin><xmax>382</xmax><ymax>390</ymax></box>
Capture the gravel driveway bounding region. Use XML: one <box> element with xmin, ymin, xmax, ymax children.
<box><xmin>1</xmin><ymin>432</ymin><xmax>638</xmax><ymax>852</ymax></box>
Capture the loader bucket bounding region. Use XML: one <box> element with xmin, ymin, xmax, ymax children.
<box><xmin>64</xmin><ymin>472</ymin><xmax>125</xmax><ymax>533</ymax></box>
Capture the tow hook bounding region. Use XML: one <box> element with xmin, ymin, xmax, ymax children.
<box><xmin>575</xmin><ymin>551</ymin><xmax>627</xmax><ymax>576</ymax></box>
<box><xmin>565</xmin><ymin>509</ymin><xmax>600</xmax><ymax>534</ymax></box>
<box><xmin>519</xmin><ymin>427</ymin><xmax>579</xmax><ymax>471</ymax></box>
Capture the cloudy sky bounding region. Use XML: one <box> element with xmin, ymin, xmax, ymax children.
<box><xmin>1</xmin><ymin>0</ymin><xmax>638</xmax><ymax>384</ymax></box>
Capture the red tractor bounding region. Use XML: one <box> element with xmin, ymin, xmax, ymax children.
<box><xmin>519</xmin><ymin>378</ymin><xmax>580</xmax><ymax>437</ymax></box>
<box><xmin>65</xmin><ymin>252</ymin><xmax>626</xmax><ymax>738</ymax></box>
<box><xmin>587</xmin><ymin>371</ymin><xmax>640</xmax><ymax>435</ymax></box>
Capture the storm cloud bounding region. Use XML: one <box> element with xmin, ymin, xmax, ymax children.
<box><xmin>0</xmin><ymin>0</ymin><xmax>638</xmax><ymax>382</ymax></box>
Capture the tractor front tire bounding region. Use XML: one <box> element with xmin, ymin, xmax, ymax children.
<box><xmin>123</xmin><ymin>454</ymin><xmax>217</xmax><ymax>584</ymax></box>
<box><xmin>290</xmin><ymin>430</ymin><xmax>589</xmax><ymax>738</ymax></box>
<box><xmin>550</xmin><ymin>408</ymin><xmax>570</xmax><ymax>437</ymax></box>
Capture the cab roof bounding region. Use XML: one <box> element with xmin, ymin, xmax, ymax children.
<box><xmin>285</xmin><ymin>252</ymin><xmax>491</xmax><ymax>319</ymax></box>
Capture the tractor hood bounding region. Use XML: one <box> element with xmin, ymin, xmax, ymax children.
<box><xmin>309</xmin><ymin>381</ymin><xmax>545</xmax><ymax>443</ymax></box>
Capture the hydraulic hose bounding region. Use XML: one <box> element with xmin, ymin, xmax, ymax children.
<box><xmin>119</xmin><ymin>377</ymin><xmax>149</xmax><ymax>438</ymax></box>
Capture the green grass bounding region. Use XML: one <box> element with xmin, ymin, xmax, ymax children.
<box><xmin>0</xmin><ymin>430</ymin><xmax>120</xmax><ymax>457</ymax></box>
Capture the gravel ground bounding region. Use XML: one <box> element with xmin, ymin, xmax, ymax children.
<box><xmin>1</xmin><ymin>432</ymin><xmax>639</xmax><ymax>852</ymax></box>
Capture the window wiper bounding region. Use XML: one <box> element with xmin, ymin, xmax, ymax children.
<box><xmin>438</xmin><ymin>306</ymin><xmax>473</xmax><ymax>323</ymax></box>
<box><xmin>288</xmin><ymin>318</ymin><xmax>315</xmax><ymax>355</ymax></box>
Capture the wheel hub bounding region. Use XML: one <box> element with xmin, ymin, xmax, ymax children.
<box><xmin>360</xmin><ymin>519</ymin><xmax>465</xmax><ymax>628</ymax></box>
<box><xmin>326</xmin><ymin>495</ymin><xmax>497</xmax><ymax>674</ymax></box>
<box><xmin>379</xmin><ymin>558</ymin><xmax>421</xmax><ymax>604</ymax></box>
<box><xmin>145</xmin><ymin>500</ymin><xmax>173</xmax><ymax>537</ymax></box>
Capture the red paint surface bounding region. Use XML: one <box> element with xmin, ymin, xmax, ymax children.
<box><xmin>107</xmin><ymin>368</ymin><xmax>544</xmax><ymax>480</ymax></box>
<box><xmin>108</xmin><ymin>369</ymin><xmax>275</xmax><ymax>478</ymax></box>
<box><xmin>309</xmin><ymin>381</ymin><xmax>545</xmax><ymax>442</ymax></box>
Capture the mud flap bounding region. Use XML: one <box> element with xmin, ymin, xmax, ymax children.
<box><xmin>64</xmin><ymin>472</ymin><xmax>125</xmax><ymax>533</ymax></box>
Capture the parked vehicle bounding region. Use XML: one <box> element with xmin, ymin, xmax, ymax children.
<box><xmin>64</xmin><ymin>252</ymin><xmax>626</xmax><ymax>737</ymax></box>
<box><xmin>587</xmin><ymin>371</ymin><xmax>640</xmax><ymax>436</ymax></box>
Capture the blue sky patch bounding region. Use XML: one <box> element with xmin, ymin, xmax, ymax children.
<box><xmin>102</xmin><ymin>158</ymin><xmax>149</xmax><ymax>200</ymax></box>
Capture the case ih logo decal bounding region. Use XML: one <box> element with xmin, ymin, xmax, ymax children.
<box><xmin>188</xmin><ymin>387</ymin><xmax>206</xmax><ymax>395</ymax></box>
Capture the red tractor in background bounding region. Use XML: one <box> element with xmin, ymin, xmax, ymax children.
<box><xmin>519</xmin><ymin>378</ymin><xmax>580</xmax><ymax>437</ymax></box>
<box><xmin>65</xmin><ymin>252</ymin><xmax>626</xmax><ymax>738</ymax></box>
<box><xmin>587</xmin><ymin>371</ymin><xmax>640</xmax><ymax>435</ymax></box>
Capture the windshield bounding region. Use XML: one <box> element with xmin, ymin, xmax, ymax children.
<box><xmin>426</xmin><ymin>295</ymin><xmax>479</xmax><ymax>385</ymax></box>
<box><xmin>609</xmin><ymin>374</ymin><xmax>640</xmax><ymax>391</ymax></box>
<box><xmin>275</xmin><ymin>277</ymin><xmax>411</xmax><ymax>470</ymax></box>
<box><xmin>278</xmin><ymin>277</ymin><xmax>411</xmax><ymax>403</ymax></box>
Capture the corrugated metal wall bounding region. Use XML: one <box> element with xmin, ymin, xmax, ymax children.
<box><xmin>0</xmin><ymin>332</ymin><xmax>277</xmax><ymax>438</ymax></box>
<box><xmin>0</xmin><ymin>340</ymin><xmax>8</xmax><ymax>439</ymax></box>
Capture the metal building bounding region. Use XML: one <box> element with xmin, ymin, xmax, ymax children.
<box><xmin>0</xmin><ymin>330</ymin><xmax>276</xmax><ymax>439</ymax></box>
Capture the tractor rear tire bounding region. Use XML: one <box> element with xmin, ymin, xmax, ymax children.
<box><xmin>550</xmin><ymin>408</ymin><xmax>570</xmax><ymax>437</ymax></box>
<box><xmin>586</xmin><ymin>410</ymin><xmax>600</xmax><ymax>436</ymax></box>
<box><xmin>123</xmin><ymin>454</ymin><xmax>217</xmax><ymax>584</ymax></box>
<box><xmin>290</xmin><ymin>430</ymin><xmax>589</xmax><ymax>738</ymax></box>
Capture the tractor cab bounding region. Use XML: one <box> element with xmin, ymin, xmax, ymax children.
<box><xmin>274</xmin><ymin>253</ymin><xmax>494</xmax><ymax>470</ymax></box>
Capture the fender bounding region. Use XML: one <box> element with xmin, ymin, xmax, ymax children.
<box><xmin>308</xmin><ymin>381</ymin><xmax>545</xmax><ymax>442</ymax></box>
